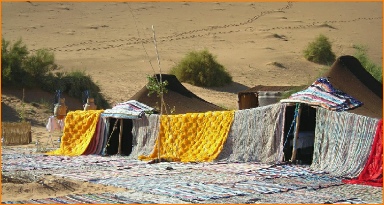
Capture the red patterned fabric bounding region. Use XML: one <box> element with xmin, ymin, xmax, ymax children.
<box><xmin>343</xmin><ymin>119</ymin><xmax>383</xmax><ymax>187</ymax></box>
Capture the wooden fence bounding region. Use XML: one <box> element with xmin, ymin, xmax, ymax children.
<box><xmin>2</xmin><ymin>122</ymin><xmax>32</xmax><ymax>146</ymax></box>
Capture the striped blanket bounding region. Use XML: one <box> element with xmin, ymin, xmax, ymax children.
<box><xmin>217</xmin><ymin>103</ymin><xmax>286</xmax><ymax>164</ymax></box>
<box><xmin>311</xmin><ymin>108</ymin><xmax>378</xmax><ymax>178</ymax></box>
<box><xmin>280</xmin><ymin>78</ymin><xmax>363</xmax><ymax>111</ymax></box>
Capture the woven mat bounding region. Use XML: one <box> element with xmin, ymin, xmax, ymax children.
<box><xmin>92</xmin><ymin>175</ymin><xmax>248</xmax><ymax>202</ymax></box>
<box><xmin>237</xmin><ymin>164</ymin><xmax>327</xmax><ymax>179</ymax></box>
<box><xmin>249</xmin><ymin>189</ymin><xmax>368</xmax><ymax>204</ymax></box>
<box><xmin>1</xmin><ymin>192</ymin><xmax>154</xmax><ymax>204</ymax></box>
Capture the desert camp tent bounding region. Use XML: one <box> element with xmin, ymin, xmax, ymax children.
<box><xmin>47</xmin><ymin>74</ymin><xmax>227</xmax><ymax>157</ymax></box>
<box><xmin>323</xmin><ymin>55</ymin><xmax>382</xmax><ymax>119</ymax></box>
<box><xmin>129</xmin><ymin>74</ymin><xmax>226</xmax><ymax>114</ymax></box>
<box><xmin>104</xmin><ymin>74</ymin><xmax>227</xmax><ymax>157</ymax></box>
<box><xmin>100</xmin><ymin>100</ymin><xmax>155</xmax><ymax>156</ymax></box>
<box><xmin>279</xmin><ymin>55</ymin><xmax>382</xmax><ymax>178</ymax></box>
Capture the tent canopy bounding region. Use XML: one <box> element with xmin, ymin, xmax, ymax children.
<box><xmin>129</xmin><ymin>74</ymin><xmax>226</xmax><ymax>114</ymax></box>
<box><xmin>281</xmin><ymin>55</ymin><xmax>382</xmax><ymax>119</ymax></box>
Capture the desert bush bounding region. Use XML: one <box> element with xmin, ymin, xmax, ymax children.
<box><xmin>303</xmin><ymin>34</ymin><xmax>336</xmax><ymax>65</ymax></box>
<box><xmin>2</xmin><ymin>38</ymin><xmax>56</xmax><ymax>87</ymax></box>
<box><xmin>41</xmin><ymin>71</ymin><xmax>109</xmax><ymax>109</ymax></box>
<box><xmin>1</xmin><ymin>38</ymin><xmax>29</xmax><ymax>86</ymax></box>
<box><xmin>353</xmin><ymin>45</ymin><xmax>382</xmax><ymax>83</ymax></box>
<box><xmin>23</xmin><ymin>49</ymin><xmax>56</xmax><ymax>79</ymax></box>
<box><xmin>170</xmin><ymin>49</ymin><xmax>232</xmax><ymax>87</ymax></box>
<box><xmin>2</xmin><ymin>38</ymin><xmax>110</xmax><ymax>109</ymax></box>
<box><xmin>62</xmin><ymin>70</ymin><xmax>110</xmax><ymax>109</ymax></box>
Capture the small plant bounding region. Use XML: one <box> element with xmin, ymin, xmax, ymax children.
<box><xmin>170</xmin><ymin>49</ymin><xmax>232</xmax><ymax>87</ymax></box>
<box><xmin>146</xmin><ymin>75</ymin><xmax>168</xmax><ymax>97</ymax></box>
<box><xmin>303</xmin><ymin>34</ymin><xmax>336</xmax><ymax>65</ymax></box>
<box><xmin>353</xmin><ymin>44</ymin><xmax>382</xmax><ymax>83</ymax></box>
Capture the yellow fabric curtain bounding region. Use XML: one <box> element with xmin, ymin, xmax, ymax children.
<box><xmin>46</xmin><ymin>110</ymin><xmax>104</xmax><ymax>156</ymax></box>
<box><xmin>139</xmin><ymin>110</ymin><xmax>234</xmax><ymax>162</ymax></box>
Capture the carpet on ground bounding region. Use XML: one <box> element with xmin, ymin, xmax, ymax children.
<box><xmin>1</xmin><ymin>192</ymin><xmax>155</xmax><ymax>204</ymax></box>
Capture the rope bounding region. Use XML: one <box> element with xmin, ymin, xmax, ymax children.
<box><xmin>104</xmin><ymin>119</ymin><xmax>120</xmax><ymax>155</ymax></box>
<box><xmin>282</xmin><ymin>103</ymin><xmax>300</xmax><ymax>149</ymax></box>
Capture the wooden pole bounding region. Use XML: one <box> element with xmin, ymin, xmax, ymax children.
<box><xmin>290</xmin><ymin>103</ymin><xmax>302</xmax><ymax>163</ymax></box>
<box><xmin>118</xmin><ymin>118</ymin><xmax>123</xmax><ymax>155</ymax></box>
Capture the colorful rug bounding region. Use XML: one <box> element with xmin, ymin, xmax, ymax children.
<box><xmin>139</xmin><ymin>111</ymin><xmax>235</xmax><ymax>162</ymax></box>
<box><xmin>237</xmin><ymin>164</ymin><xmax>327</xmax><ymax>179</ymax></box>
<box><xmin>2</xmin><ymin>153</ymin><xmax>145</xmax><ymax>174</ymax></box>
<box><xmin>93</xmin><ymin>175</ymin><xmax>248</xmax><ymax>203</ymax></box>
<box><xmin>249</xmin><ymin>189</ymin><xmax>368</xmax><ymax>204</ymax></box>
<box><xmin>311</xmin><ymin>108</ymin><xmax>379</xmax><ymax>178</ymax></box>
<box><xmin>217</xmin><ymin>103</ymin><xmax>286</xmax><ymax>164</ymax></box>
<box><xmin>191</xmin><ymin>162</ymin><xmax>272</xmax><ymax>174</ymax></box>
<box><xmin>1</xmin><ymin>192</ymin><xmax>155</xmax><ymax>204</ymax></box>
<box><xmin>46</xmin><ymin>110</ymin><xmax>104</xmax><ymax>156</ymax></box>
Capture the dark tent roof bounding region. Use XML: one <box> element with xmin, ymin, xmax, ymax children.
<box><xmin>129</xmin><ymin>74</ymin><xmax>226</xmax><ymax>114</ymax></box>
<box><xmin>324</xmin><ymin>55</ymin><xmax>382</xmax><ymax>119</ymax></box>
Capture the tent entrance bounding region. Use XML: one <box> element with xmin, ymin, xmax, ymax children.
<box><xmin>105</xmin><ymin>118</ymin><xmax>133</xmax><ymax>156</ymax></box>
<box><xmin>283</xmin><ymin>104</ymin><xmax>316</xmax><ymax>164</ymax></box>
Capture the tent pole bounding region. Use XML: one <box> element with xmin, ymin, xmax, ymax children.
<box><xmin>290</xmin><ymin>103</ymin><xmax>302</xmax><ymax>163</ymax></box>
<box><xmin>118</xmin><ymin>118</ymin><xmax>123</xmax><ymax>155</ymax></box>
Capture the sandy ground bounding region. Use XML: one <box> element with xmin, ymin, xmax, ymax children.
<box><xmin>1</xmin><ymin>1</ymin><xmax>382</xmax><ymax>202</ymax></box>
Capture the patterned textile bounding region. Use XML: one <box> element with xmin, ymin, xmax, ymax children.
<box><xmin>102</xmin><ymin>100</ymin><xmax>153</xmax><ymax>119</ymax></box>
<box><xmin>1</xmin><ymin>192</ymin><xmax>155</xmax><ymax>204</ymax></box>
<box><xmin>46</xmin><ymin>110</ymin><xmax>104</xmax><ymax>156</ymax></box>
<box><xmin>93</xmin><ymin>117</ymin><xmax>106</xmax><ymax>155</ymax></box>
<box><xmin>311</xmin><ymin>108</ymin><xmax>379</xmax><ymax>178</ymax></box>
<box><xmin>280</xmin><ymin>78</ymin><xmax>363</xmax><ymax>112</ymax></box>
<box><xmin>217</xmin><ymin>103</ymin><xmax>286</xmax><ymax>164</ymax></box>
<box><xmin>82</xmin><ymin>117</ymin><xmax>102</xmax><ymax>155</ymax></box>
<box><xmin>128</xmin><ymin>114</ymin><xmax>160</xmax><ymax>159</ymax></box>
<box><xmin>250</xmin><ymin>189</ymin><xmax>368</xmax><ymax>204</ymax></box>
<box><xmin>93</xmin><ymin>175</ymin><xmax>247</xmax><ymax>202</ymax></box>
<box><xmin>343</xmin><ymin>119</ymin><xmax>383</xmax><ymax>187</ymax></box>
<box><xmin>139</xmin><ymin>111</ymin><xmax>235</xmax><ymax>162</ymax></box>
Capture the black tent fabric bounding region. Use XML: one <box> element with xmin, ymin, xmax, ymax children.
<box><xmin>129</xmin><ymin>74</ymin><xmax>226</xmax><ymax>114</ymax></box>
<box><xmin>325</xmin><ymin>55</ymin><xmax>382</xmax><ymax>119</ymax></box>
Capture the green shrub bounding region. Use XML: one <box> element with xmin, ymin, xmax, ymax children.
<box><xmin>39</xmin><ymin>70</ymin><xmax>109</xmax><ymax>109</ymax></box>
<box><xmin>1</xmin><ymin>38</ymin><xmax>29</xmax><ymax>86</ymax></box>
<box><xmin>303</xmin><ymin>34</ymin><xmax>336</xmax><ymax>65</ymax></box>
<box><xmin>2</xmin><ymin>38</ymin><xmax>110</xmax><ymax>109</ymax></box>
<box><xmin>353</xmin><ymin>45</ymin><xmax>382</xmax><ymax>83</ymax></box>
<box><xmin>170</xmin><ymin>49</ymin><xmax>232</xmax><ymax>87</ymax></box>
<box><xmin>23</xmin><ymin>49</ymin><xmax>56</xmax><ymax>79</ymax></box>
<box><xmin>1</xmin><ymin>38</ymin><xmax>56</xmax><ymax>87</ymax></box>
<box><xmin>62</xmin><ymin>70</ymin><xmax>110</xmax><ymax>109</ymax></box>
